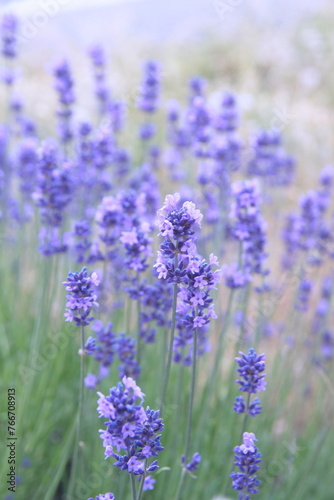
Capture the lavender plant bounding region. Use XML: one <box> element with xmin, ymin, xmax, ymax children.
<box><xmin>62</xmin><ymin>266</ymin><xmax>100</xmax><ymax>496</ymax></box>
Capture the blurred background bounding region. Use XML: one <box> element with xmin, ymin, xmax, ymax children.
<box><xmin>1</xmin><ymin>0</ymin><xmax>334</xmax><ymax>189</ymax></box>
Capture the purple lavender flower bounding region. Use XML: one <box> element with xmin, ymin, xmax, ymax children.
<box><xmin>107</xmin><ymin>99</ymin><xmax>126</xmax><ymax>134</ymax></box>
<box><xmin>112</xmin><ymin>147</ymin><xmax>130</xmax><ymax>179</ymax></box>
<box><xmin>282</xmin><ymin>166</ymin><xmax>334</xmax><ymax>268</ymax></box>
<box><xmin>143</xmin><ymin>475</ymin><xmax>156</xmax><ymax>491</ymax></box>
<box><xmin>84</xmin><ymin>336</ymin><xmax>96</xmax><ymax>355</ymax></box>
<box><xmin>71</xmin><ymin>220</ymin><xmax>92</xmax><ymax>263</ymax></box>
<box><xmin>187</xmin><ymin>95</ymin><xmax>211</xmax><ymax>147</ymax></box>
<box><xmin>96</xmin><ymin>194</ymin><xmax>122</xmax><ymax>246</ymax></box>
<box><xmin>235</xmin><ymin>348</ymin><xmax>266</xmax><ymax>394</ymax></box>
<box><xmin>321</xmin><ymin>330</ymin><xmax>334</xmax><ymax>360</ymax></box>
<box><xmin>234</xmin><ymin>396</ymin><xmax>262</xmax><ymax>417</ymax></box>
<box><xmin>88</xmin><ymin>45</ymin><xmax>110</xmax><ymax>116</ymax></box>
<box><xmin>90</xmin><ymin>320</ymin><xmax>116</xmax><ymax>367</ymax></box>
<box><xmin>312</xmin><ymin>276</ymin><xmax>332</xmax><ymax>333</ymax></box>
<box><xmin>175</xmin><ymin>253</ymin><xmax>222</xmax><ymax>333</ymax></box>
<box><xmin>214</xmin><ymin>91</ymin><xmax>239</xmax><ymax>133</ymax></box>
<box><xmin>1</xmin><ymin>14</ymin><xmax>18</xmax><ymax>60</ymax></box>
<box><xmin>136</xmin><ymin>61</ymin><xmax>161</xmax><ymax>113</ymax></box>
<box><xmin>181</xmin><ymin>452</ymin><xmax>201</xmax><ymax>473</ymax></box>
<box><xmin>154</xmin><ymin>193</ymin><xmax>203</xmax><ymax>283</ymax></box>
<box><xmin>139</xmin><ymin>122</ymin><xmax>156</xmax><ymax>141</ymax></box>
<box><xmin>247</xmin><ymin>130</ymin><xmax>295</xmax><ymax>186</ymax></box>
<box><xmin>230</xmin><ymin>180</ymin><xmax>268</xmax><ymax>277</ymax></box>
<box><xmin>53</xmin><ymin>59</ymin><xmax>75</xmax><ymax>146</ymax></box>
<box><xmin>233</xmin><ymin>348</ymin><xmax>266</xmax><ymax>417</ymax></box>
<box><xmin>63</xmin><ymin>267</ymin><xmax>100</xmax><ymax>326</ymax></box>
<box><xmin>155</xmin><ymin>194</ymin><xmax>222</xmax><ymax>363</ymax></box>
<box><xmin>230</xmin><ymin>432</ymin><xmax>262</xmax><ymax>498</ymax></box>
<box><xmin>222</xmin><ymin>262</ymin><xmax>252</xmax><ymax>289</ymax></box>
<box><xmin>189</xmin><ymin>76</ymin><xmax>206</xmax><ymax>100</ymax></box>
<box><xmin>84</xmin><ymin>320</ymin><xmax>143</xmax><ymax>388</ymax></box>
<box><xmin>295</xmin><ymin>278</ymin><xmax>312</xmax><ymax>312</ymax></box>
<box><xmin>87</xmin><ymin>494</ymin><xmax>115</xmax><ymax>500</ymax></box>
<box><xmin>120</xmin><ymin>223</ymin><xmax>153</xmax><ymax>272</ymax></box>
<box><xmin>117</xmin><ymin>332</ymin><xmax>140</xmax><ymax>379</ymax></box>
<box><xmin>32</xmin><ymin>143</ymin><xmax>73</xmax><ymax>255</ymax></box>
<box><xmin>84</xmin><ymin>373</ymin><xmax>98</xmax><ymax>390</ymax></box>
<box><xmin>139</xmin><ymin>278</ymin><xmax>173</xmax><ymax>343</ymax></box>
<box><xmin>15</xmin><ymin>138</ymin><xmax>38</xmax><ymax>218</ymax></box>
<box><xmin>97</xmin><ymin>377</ymin><xmax>163</xmax><ymax>488</ymax></box>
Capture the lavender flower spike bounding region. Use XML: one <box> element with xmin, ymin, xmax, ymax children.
<box><xmin>233</xmin><ymin>348</ymin><xmax>266</xmax><ymax>417</ymax></box>
<box><xmin>63</xmin><ymin>267</ymin><xmax>100</xmax><ymax>326</ymax></box>
<box><xmin>97</xmin><ymin>377</ymin><xmax>163</xmax><ymax>491</ymax></box>
<box><xmin>235</xmin><ymin>348</ymin><xmax>266</xmax><ymax>393</ymax></box>
<box><xmin>181</xmin><ymin>452</ymin><xmax>201</xmax><ymax>474</ymax></box>
<box><xmin>1</xmin><ymin>13</ymin><xmax>18</xmax><ymax>59</ymax></box>
<box><xmin>230</xmin><ymin>432</ymin><xmax>262</xmax><ymax>498</ymax></box>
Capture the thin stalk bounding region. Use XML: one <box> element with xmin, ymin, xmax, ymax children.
<box><xmin>128</xmin><ymin>448</ymin><xmax>138</xmax><ymax>500</ymax></box>
<box><xmin>240</xmin><ymin>392</ymin><xmax>251</xmax><ymax>438</ymax></box>
<box><xmin>160</xmin><ymin>276</ymin><xmax>178</xmax><ymax>414</ymax></box>
<box><xmin>224</xmin><ymin>392</ymin><xmax>251</xmax><ymax>496</ymax></box>
<box><xmin>137</xmin><ymin>458</ymin><xmax>148</xmax><ymax>500</ymax></box>
<box><xmin>136</xmin><ymin>271</ymin><xmax>142</xmax><ymax>366</ymax></box>
<box><xmin>254</xmin><ymin>277</ymin><xmax>265</xmax><ymax>346</ymax></box>
<box><xmin>175</xmin><ymin>363</ymin><xmax>185</xmax><ymax>434</ymax></box>
<box><xmin>164</xmin><ymin>363</ymin><xmax>185</xmax><ymax>481</ymax></box>
<box><xmin>237</xmin><ymin>281</ymin><xmax>252</xmax><ymax>350</ymax></box>
<box><xmin>174</xmin><ymin>469</ymin><xmax>186</xmax><ymax>500</ymax></box>
<box><xmin>174</xmin><ymin>328</ymin><xmax>198</xmax><ymax>500</ymax></box>
<box><xmin>184</xmin><ymin>328</ymin><xmax>198</xmax><ymax>461</ymax></box>
<box><xmin>130</xmin><ymin>471</ymin><xmax>137</xmax><ymax>500</ymax></box>
<box><xmin>195</xmin><ymin>289</ymin><xmax>234</xmax><ymax>449</ymax></box>
<box><xmin>211</xmin><ymin>288</ymin><xmax>234</xmax><ymax>388</ymax></box>
<box><xmin>67</xmin><ymin>324</ymin><xmax>86</xmax><ymax>497</ymax></box>
<box><xmin>161</xmin><ymin>326</ymin><xmax>168</xmax><ymax>381</ymax></box>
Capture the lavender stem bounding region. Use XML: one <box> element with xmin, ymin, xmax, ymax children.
<box><xmin>160</xmin><ymin>278</ymin><xmax>178</xmax><ymax>414</ymax></box>
<box><xmin>174</xmin><ymin>328</ymin><xmax>198</xmax><ymax>500</ymax></box>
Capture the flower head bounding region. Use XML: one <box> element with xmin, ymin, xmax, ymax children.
<box><xmin>230</xmin><ymin>432</ymin><xmax>262</xmax><ymax>497</ymax></box>
<box><xmin>63</xmin><ymin>267</ymin><xmax>99</xmax><ymax>326</ymax></box>
<box><xmin>235</xmin><ymin>348</ymin><xmax>266</xmax><ymax>394</ymax></box>
<box><xmin>97</xmin><ymin>378</ymin><xmax>164</xmax><ymax>489</ymax></box>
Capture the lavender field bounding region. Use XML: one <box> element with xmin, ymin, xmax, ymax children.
<box><xmin>1</xmin><ymin>3</ymin><xmax>334</xmax><ymax>500</ymax></box>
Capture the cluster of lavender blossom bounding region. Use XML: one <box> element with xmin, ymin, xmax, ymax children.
<box><xmin>97</xmin><ymin>377</ymin><xmax>163</xmax><ymax>493</ymax></box>
<box><xmin>230</xmin><ymin>348</ymin><xmax>266</xmax><ymax>497</ymax></box>
<box><xmin>155</xmin><ymin>193</ymin><xmax>222</xmax><ymax>363</ymax></box>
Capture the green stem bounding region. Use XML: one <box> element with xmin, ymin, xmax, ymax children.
<box><xmin>136</xmin><ymin>300</ymin><xmax>141</xmax><ymax>363</ymax></box>
<box><xmin>237</xmin><ymin>281</ymin><xmax>252</xmax><ymax>349</ymax></box>
<box><xmin>194</xmin><ymin>289</ymin><xmax>234</xmax><ymax>449</ymax></box>
<box><xmin>130</xmin><ymin>472</ymin><xmax>137</xmax><ymax>500</ymax></box>
<box><xmin>211</xmin><ymin>288</ymin><xmax>234</xmax><ymax>387</ymax></box>
<box><xmin>185</xmin><ymin>328</ymin><xmax>197</xmax><ymax>461</ymax></box>
<box><xmin>240</xmin><ymin>392</ymin><xmax>251</xmax><ymax>438</ymax></box>
<box><xmin>160</xmin><ymin>277</ymin><xmax>178</xmax><ymax>415</ymax></box>
<box><xmin>67</xmin><ymin>324</ymin><xmax>85</xmax><ymax>496</ymax></box>
<box><xmin>254</xmin><ymin>277</ymin><xmax>265</xmax><ymax>346</ymax></box>
<box><xmin>174</xmin><ymin>328</ymin><xmax>198</xmax><ymax>500</ymax></box>
<box><xmin>137</xmin><ymin>459</ymin><xmax>148</xmax><ymax>500</ymax></box>
<box><xmin>224</xmin><ymin>392</ymin><xmax>251</xmax><ymax>496</ymax></box>
<box><xmin>174</xmin><ymin>469</ymin><xmax>186</xmax><ymax>500</ymax></box>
